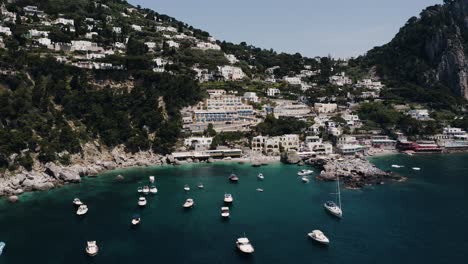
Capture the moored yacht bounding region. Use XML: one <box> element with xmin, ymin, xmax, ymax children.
<box><xmin>236</xmin><ymin>237</ymin><xmax>254</xmax><ymax>254</ymax></box>
<box><xmin>131</xmin><ymin>214</ymin><xmax>141</xmax><ymax>225</ymax></box>
<box><xmin>197</xmin><ymin>183</ymin><xmax>204</xmax><ymax>189</ymax></box>
<box><xmin>221</xmin><ymin>207</ymin><xmax>230</xmax><ymax>218</ymax></box>
<box><xmin>142</xmin><ymin>186</ymin><xmax>150</xmax><ymax>195</ymax></box>
<box><xmin>224</xmin><ymin>193</ymin><xmax>233</xmax><ymax>203</ymax></box>
<box><xmin>412</xmin><ymin>167</ymin><xmax>421</xmax><ymax>171</ymax></box>
<box><xmin>308</xmin><ymin>230</ymin><xmax>330</xmax><ymax>245</ymax></box>
<box><xmin>229</xmin><ymin>173</ymin><xmax>239</xmax><ymax>182</ymax></box>
<box><xmin>0</xmin><ymin>241</ymin><xmax>5</xmax><ymax>256</ymax></box>
<box><xmin>150</xmin><ymin>186</ymin><xmax>158</xmax><ymax>194</ymax></box>
<box><xmin>76</xmin><ymin>204</ymin><xmax>88</xmax><ymax>216</ymax></box>
<box><xmin>256</xmin><ymin>188</ymin><xmax>264</xmax><ymax>192</ymax></box>
<box><xmin>138</xmin><ymin>197</ymin><xmax>147</xmax><ymax>207</ymax></box>
<box><xmin>324</xmin><ymin>176</ymin><xmax>343</xmax><ymax>218</ymax></box>
<box><xmin>301</xmin><ymin>176</ymin><xmax>310</xmax><ymax>183</ymax></box>
<box><xmin>183</xmin><ymin>198</ymin><xmax>194</xmax><ymax>208</ymax></box>
<box><xmin>298</xmin><ymin>169</ymin><xmax>313</xmax><ymax>176</ymax></box>
<box><xmin>257</xmin><ymin>173</ymin><xmax>264</xmax><ymax>180</ymax></box>
<box><xmin>137</xmin><ymin>187</ymin><xmax>143</xmax><ymax>193</ymax></box>
<box><xmin>85</xmin><ymin>241</ymin><xmax>99</xmax><ymax>256</ymax></box>
<box><xmin>184</xmin><ymin>184</ymin><xmax>190</xmax><ymax>191</ymax></box>
<box><xmin>73</xmin><ymin>198</ymin><xmax>83</xmax><ymax>206</ymax></box>
<box><xmin>149</xmin><ymin>176</ymin><xmax>155</xmax><ymax>183</ymax></box>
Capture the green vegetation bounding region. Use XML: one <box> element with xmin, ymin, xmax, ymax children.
<box><xmin>255</xmin><ymin>115</ymin><xmax>308</xmax><ymax>136</ymax></box>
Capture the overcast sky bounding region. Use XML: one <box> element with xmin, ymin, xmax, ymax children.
<box><xmin>128</xmin><ymin>0</ymin><xmax>443</xmax><ymax>58</ymax></box>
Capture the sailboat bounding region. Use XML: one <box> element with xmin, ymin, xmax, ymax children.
<box><xmin>323</xmin><ymin>176</ymin><xmax>343</xmax><ymax>218</ymax></box>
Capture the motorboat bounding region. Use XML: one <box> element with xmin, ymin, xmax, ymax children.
<box><xmin>324</xmin><ymin>201</ymin><xmax>342</xmax><ymax>218</ymax></box>
<box><xmin>324</xmin><ymin>174</ymin><xmax>343</xmax><ymax>217</ymax></box>
<box><xmin>412</xmin><ymin>167</ymin><xmax>421</xmax><ymax>171</ymax></box>
<box><xmin>229</xmin><ymin>173</ymin><xmax>239</xmax><ymax>182</ymax></box>
<box><xmin>257</xmin><ymin>173</ymin><xmax>264</xmax><ymax>180</ymax></box>
<box><xmin>131</xmin><ymin>214</ymin><xmax>141</xmax><ymax>225</ymax></box>
<box><xmin>256</xmin><ymin>188</ymin><xmax>264</xmax><ymax>192</ymax></box>
<box><xmin>224</xmin><ymin>193</ymin><xmax>233</xmax><ymax>203</ymax></box>
<box><xmin>302</xmin><ymin>176</ymin><xmax>310</xmax><ymax>183</ymax></box>
<box><xmin>298</xmin><ymin>169</ymin><xmax>313</xmax><ymax>176</ymax></box>
<box><xmin>142</xmin><ymin>186</ymin><xmax>150</xmax><ymax>195</ymax></box>
<box><xmin>138</xmin><ymin>197</ymin><xmax>147</xmax><ymax>207</ymax></box>
<box><xmin>137</xmin><ymin>187</ymin><xmax>143</xmax><ymax>193</ymax></box>
<box><xmin>308</xmin><ymin>230</ymin><xmax>329</xmax><ymax>245</ymax></box>
<box><xmin>76</xmin><ymin>204</ymin><xmax>88</xmax><ymax>216</ymax></box>
<box><xmin>149</xmin><ymin>176</ymin><xmax>155</xmax><ymax>183</ymax></box>
<box><xmin>0</xmin><ymin>241</ymin><xmax>5</xmax><ymax>256</ymax></box>
<box><xmin>221</xmin><ymin>207</ymin><xmax>230</xmax><ymax>218</ymax></box>
<box><xmin>197</xmin><ymin>183</ymin><xmax>204</xmax><ymax>189</ymax></box>
<box><xmin>73</xmin><ymin>198</ymin><xmax>83</xmax><ymax>206</ymax></box>
<box><xmin>236</xmin><ymin>237</ymin><xmax>254</xmax><ymax>254</ymax></box>
<box><xmin>85</xmin><ymin>241</ymin><xmax>99</xmax><ymax>256</ymax></box>
<box><xmin>150</xmin><ymin>186</ymin><xmax>158</xmax><ymax>194</ymax></box>
<box><xmin>391</xmin><ymin>164</ymin><xmax>401</xmax><ymax>168</ymax></box>
<box><xmin>183</xmin><ymin>198</ymin><xmax>194</xmax><ymax>208</ymax></box>
<box><xmin>184</xmin><ymin>184</ymin><xmax>190</xmax><ymax>191</ymax></box>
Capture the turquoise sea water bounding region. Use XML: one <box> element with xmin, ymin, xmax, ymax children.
<box><xmin>1</xmin><ymin>154</ymin><xmax>468</xmax><ymax>263</ymax></box>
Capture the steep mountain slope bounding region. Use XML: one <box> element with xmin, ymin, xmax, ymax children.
<box><xmin>363</xmin><ymin>0</ymin><xmax>468</xmax><ymax>101</ymax></box>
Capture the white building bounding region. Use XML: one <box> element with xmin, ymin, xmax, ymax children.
<box><xmin>407</xmin><ymin>109</ymin><xmax>430</xmax><ymax>121</ymax></box>
<box><xmin>266</xmin><ymin>88</ymin><xmax>280</xmax><ymax>97</ymax></box>
<box><xmin>29</xmin><ymin>29</ymin><xmax>49</xmax><ymax>38</ymax></box>
<box><xmin>273</xmin><ymin>100</ymin><xmax>311</xmax><ymax>118</ymax></box>
<box><xmin>207</xmin><ymin>89</ymin><xmax>226</xmax><ymax>97</ymax></box>
<box><xmin>71</xmin><ymin>40</ymin><xmax>102</xmax><ymax>52</ymax></box>
<box><xmin>0</xmin><ymin>26</ymin><xmax>12</xmax><ymax>36</ymax></box>
<box><xmin>145</xmin><ymin>42</ymin><xmax>157</xmax><ymax>49</ymax></box>
<box><xmin>342</xmin><ymin>114</ymin><xmax>362</xmax><ymax>127</ymax></box>
<box><xmin>85</xmin><ymin>32</ymin><xmax>98</xmax><ymax>39</ymax></box>
<box><xmin>36</xmin><ymin>37</ymin><xmax>51</xmax><ymax>46</ymax></box>
<box><xmin>24</xmin><ymin>5</ymin><xmax>44</xmax><ymax>17</ymax></box>
<box><xmin>184</xmin><ymin>136</ymin><xmax>213</xmax><ymax>151</ymax></box>
<box><xmin>329</xmin><ymin>72</ymin><xmax>352</xmax><ymax>86</ymax></box>
<box><xmin>166</xmin><ymin>40</ymin><xmax>180</xmax><ymax>48</ymax></box>
<box><xmin>283</xmin><ymin>76</ymin><xmax>302</xmax><ymax>85</ymax></box>
<box><xmin>54</xmin><ymin>18</ymin><xmax>74</xmax><ymax>26</ymax></box>
<box><xmin>112</xmin><ymin>27</ymin><xmax>122</xmax><ymax>34</ymax></box>
<box><xmin>243</xmin><ymin>92</ymin><xmax>259</xmax><ymax>103</ymax></box>
<box><xmin>225</xmin><ymin>54</ymin><xmax>238</xmax><ymax>64</ymax></box>
<box><xmin>218</xmin><ymin>66</ymin><xmax>245</xmax><ymax>81</ymax></box>
<box><xmin>156</xmin><ymin>26</ymin><xmax>178</xmax><ymax>33</ymax></box>
<box><xmin>279</xmin><ymin>134</ymin><xmax>300</xmax><ymax>152</ymax></box>
<box><xmin>314</xmin><ymin>103</ymin><xmax>337</xmax><ymax>114</ymax></box>
<box><xmin>356</xmin><ymin>79</ymin><xmax>384</xmax><ymax>90</ymax></box>
<box><xmin>195</xmin><ymin>41</ymin><xmax>221</xmax><ymax>51</ymax></box>
<box><xmin>131</xmin><ymin>24</ymin><xmax>142</xmax><ymax>31</ymax></box>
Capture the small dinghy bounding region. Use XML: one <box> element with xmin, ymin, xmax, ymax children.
<box><xmin>257</xmin><ymin>173</ymin><xmax>264</xmax><ymax>180</ymax></box>
<box><xmin>412</xmin><ymin>167</ymin><xmax>421</xmax><ymax>171</ymax></box>
<box><xmin>197</xmin><ymin>183</ymin><xmax>204</xmax><ymax>189</ymax></box>
<box><xmin>221</xmin><ymin>207</ymin><xmax>230</xmax><ymax>218</ymax></box>
<box><xmin>150</xmin><ymin>186</ymin><xmax>158</xmax><ymax>194</ymax></box>
<box><xmin>131</xmin><ymin>214</ymin><xmax>141</xmax><ymax>225</ymax></box>
<box><xmin>138</xmin><ymin>197</ymin><xmax>147</xmax><ymax>207</ymax></box>
<box><xmin>308</xmin><ymin>230</ymin><xmax>329</xmax><ymax>245</ymax></box>
<box><xmin>73</xmin><ymin>198</ymin><xmax>83</xmax><ymax>206</ymax></box>
<box><xmin>183</xmin><ymin>198</ymin><xmax>194</xmax><ymax>208</ymax></box>
<box><xmin>0</xmin><ymin>242</ymin><xmax>5</xmax><ymax>256</ymax></box>
<box><xmin>184</xmin><ymin>184</ymin><xmax>190</xmax><ymax>191</ymax></box>
<box><xmin>229</xmin><ymin>173</ymin><xmax>239</xmax><ymax>182</ymax></box>
<box><xmin>302</xmin><ymin>176</ymin><xmax>310</xmax><ymax>183</ymax></box>
<box><xmin>224</xmin><ymin>193</ymin><xmax>233</xmax><ymax>203</ymax></box>
<box><xmin>137</xmin><ymin>187</ymin><xmax>143</xmax><ymax>193</ymax></box>
<box><xmin>142</xmin><ymin>186</ymin><xmax>150</xmax><ymax>195</ymax></box>
<box><xmin>76</xmin><ymin>204</ymin><xmax>88</xmax><ymax>216</ymax></box>
<box><xmin>256</xmin><ymin>188</ymin><xmax>264</xmax><ymax>192</ymax></box>
<box><xmin>149</xmin><ymin>176</ymin><xmax>155</xmax><ymax>183</ymax></box>
<box><xmin>85</xmin><ymin>241</ymin><xmax>99</xmax><ymax>256</ymax></box>
<box><xmin>391</xmin><ymin>164</ymin><xmax>402</xmax><ymax>168</ymax></box>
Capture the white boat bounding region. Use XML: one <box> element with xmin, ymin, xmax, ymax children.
<box><xmin>197</xmin><ymin>183</ymin><xmax>204</xmax><ymax>189</ymax></box>
<box><xmin>149</xmin><ymin>186</ymin><xmax>158</xmax><ymax>194</ymax></box>
<box><xmin>131</xmin><ymin>214</ymin><xmax>141</xmax><ymax>225</ymax></box>
<box><xmin>184</xmin><ymin>184</ymin><xmax>190</xmax><ymax>191</ymax></box>
<box><xmin>221</xmin><ymin>207</ymin><xmax>230</xmax><ymax>218</ymax></box>
<box><xmin>391</xmin><ymin>164</ymin><xmax>404</xmax><ymax>168</ymax></box>
<box><xmin>256</xmin><ymin>188</ymin><xmax>264</xmax><ymax>192</ymax></box>
<box><xmin>149</xmin><ymin>176</ymin><xmax>155</xmax><ymax>183</ymax></box>
<box><xmin>183</xmin><ymin>198</ymin><xmax>194</xmax><ymax>208</ymax></box>
<box><xmin>308</xmin><ymin>230</ymin><xmax>330</xmax><ymax>245</ymax></box>
<box><xmin>0</xmin><ymin>241</ymin><xmax>5</xmax><ymax>256</ymax></box>
<box><xmin>236</xmin><ymin>237</ymin><xmax>254</xmax><ymax>254</ymax></box>
<box><xmin>298</xmin><ymin>169</ymin><xmax>313</xmax><ymax>176</ymax></box>
<box><xmin>229</xmin><ymin>173</ymin><xmax>239</xmax><ymax>182</ymax></box>
<box><xmin>76</xmin><ymin>204</ymin><xmax>88</xmax><ymax>216</ymax></box>
<box><xmin>138</xmin><ymin>197</ymin><xmax>147</xmax><ymax>207</ymax></box>
<box><xmin>257</xmin><ymin>173</ymin><xmax>264</xmax><ymax>180</ymax></box>
<box><xmin>224</xmin><ymin>193</ymin><xmax>233</xmax><ymax>203</ymax></box>
<box><xmin>142</xmin><ymin>186</ymin><xmax>150</xmax><ymax>195</ymax></box>
<box><xmin>85</xmin><ymin>241</ymin><xmax>99</xmax><ymax>256</ymax></box>
<box><xmin>324</xmin><ymin>176</ymin><xmax>343</xmax><ymax>218</ymax></box>
<box><xmin>302</xmin><ymin>176</ymin><xmax>310</xmax><ymax>183</ymax></box>
<box><xmin>73</xmin><ymin>198</ymin><xmax>83</xmax><ymax>206</ymax></box>
<box><xmin>412</xmin><ymin>167</ymin><xmax>421</xmax><ymax>171</ymax></box>
<box><xmin>137</xmin><ymin>187</ymin><xmax>143</xmax><ymax>193</ymax></box>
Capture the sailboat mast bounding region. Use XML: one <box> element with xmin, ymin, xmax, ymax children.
<box><xmin>337</xmin><ymin>176</ymin><xmax>342</xmax><ymax>209</ymax></box>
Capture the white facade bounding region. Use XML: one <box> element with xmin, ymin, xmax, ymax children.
<box><xmin>225</xmin><ymin>54</ymin><xmax>238</xmax><ymax>64</ymax></box>
<box><xmin>112</xmin><ymin>27</ymin><xmax>122</xmax><ymax>34</ymax></box>
<box><xmin>54</xmin><ymin>18</ymin><xmax>74</xmax><ymax>26</ymax></box>
<box><xmin>71</xmin><ymin>40</ymin><xmax>102</xmax><ymax>52</ymax></box>
<box><xmin>273</xmin><ymin>101</ymin><xmax>311</xmax><ymax>118</ymax></box>
<box><xmin>36</xmin><ymin>37</ymin><xmax>51</xmax><ymax>46</ymax></box>
<box><xmin>283</xmin><ymin>76</ymin><xmax>302</xmax><ymax>85</ymax></box>
<box><xmin>243</xmin><ymin>92</ymin><xmax>259</xmax><ymax>103</ymax></box>
<box><xmin>329</xmin><ymin>72</ymin><xmax>352</xmax><ymax>86</ymax></box>
<box><xmin>166</xmin><ymin>40</ymin><xmax>180</xmax><ymax>48</ymax></box>
<box><xmin>252</xmin><ymin>134</ymin><xmax>300</xmax><ymax>153</ymax></box>
<box><xmin>145</xmin><ymin>42</ymin><xmax>157</xmax><ymax>49</ymax></box>
<box><xmin>279</xmin><ymin>134</ymin><xmax>300</xmax><ymax>152</ymax></box>
<box><xmin>195</xmin><ymin>41</ymin><xmax>221</xmax><ymax>50</ymax></box>
<box><xmin>156</xmin><ymin>26</ymin><xmax>178</xmax><ymax>33</ymax></box>
<box><xmin>342</xmin><ymin>114</ymin><xmax>361</xmax><ymax>127</ymax></box>
<box><xmin>267</xmin><ymin>88</ymin><xmax>280</xmax><ymax>97</ymax></box>
<box><xmin>407</xmin><ymin>109</ymin><xmax>430</xmax><ymax>121</ymax></box>
<box><xmin>218</xmin><ymin>66</ymin><xmax>245</xmax><ymax>81</ymax></box>
<box><xmin>0</xmin><ymin>26</ymin><xmax>12</xmax><ymax>36</ymax></box>
<box><xmin>184</xmin><ymin>137</ymin><xmax>213</xmax><ymax>150</ymax></box>
<box><xmin>314</xmin><ymin>103</ymin><xmax>337</xmax><ymax>114</ymax></box>
<box><xmin>29</xmin><ymin>29</ymin><xmax>49</xmax><ymax>37</ymax></box>
<box><xmin>356</xmin><ymin>79</ymin><xmax>384</xmax><ymax>90</ymax></box>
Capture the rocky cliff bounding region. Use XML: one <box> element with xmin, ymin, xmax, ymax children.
<box><xmin>364</xmin><ymin>0</ymin><xmax>468</xmax><ymax>100</ymax></box>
